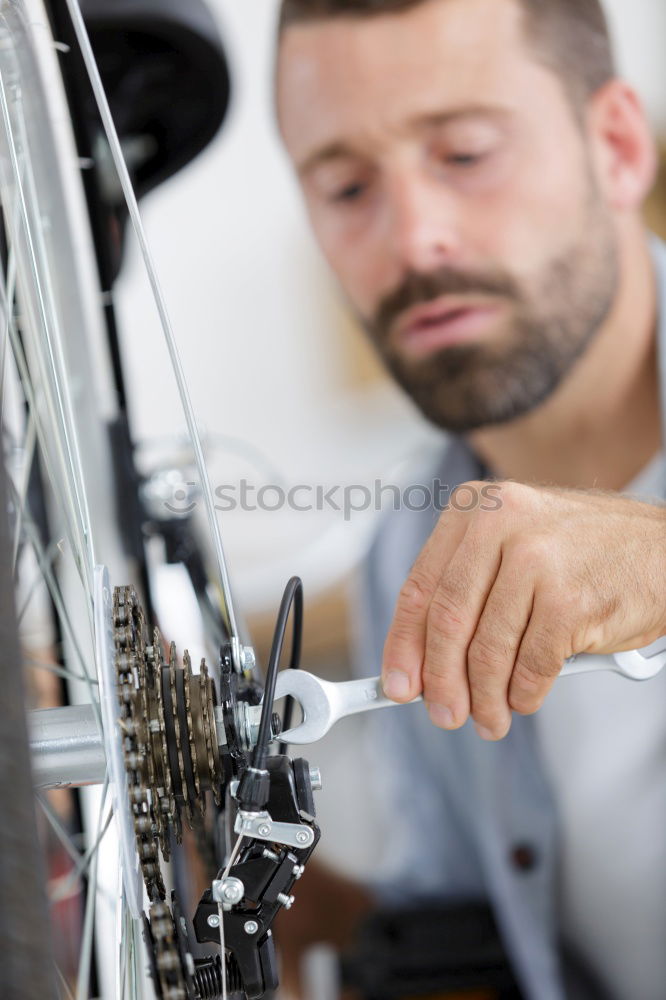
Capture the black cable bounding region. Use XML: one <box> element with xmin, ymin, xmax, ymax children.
<box><xmin>236</xmin><ymin>576</ymin><xmax>303</xmax><ymax>812</ymax></box>
<box><xmin>237</xmin><ymin>577</ymin><xmax>303</xmax><ymax>811</ymax></box>
<box><xmin>252</xmin><ymin>576</ymin><xmax>303</xmax><ymax>770</ymax></box>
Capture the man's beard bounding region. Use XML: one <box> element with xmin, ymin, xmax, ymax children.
<box><xmin>362</xmin><ymin>199</ymin><xmax>619</xmax><ymax>434</ymax></box>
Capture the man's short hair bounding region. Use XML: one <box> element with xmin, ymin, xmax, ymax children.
<box><xmin>277</xmin><ymin>0</ymin><xmax>616</xmax><ymax>107</ymax></box>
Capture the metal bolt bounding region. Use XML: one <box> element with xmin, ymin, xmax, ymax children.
<box><xmin>271</xmin><ymin>712</ymin><xmax>283</xmax><ymax>738</ymax></box>
<box><xmin>262</xmin><ymin>848</ymin><xmax>280</xmax><ymax>862</ymax></box>
<box><xmin>257</xmin><ymin>823</ymin><xmax>272</xmax><ymax>838</ymax></box>
<box><xmin>277</xmin><ymin>893</ymin><xmax>295</xmax><ymax>910</ymax></box>
<box><xmin>295</xmin><ymin>830</ymin><xmax>311</xmax><ymax>845</ymax></box>
<box><xmin>240</xmin><ymin>646</ymin><xmax>256</xmax><ymax>673</ymax></box>
<box><xmin>213</xmin><ymin>877</ymin><xmax>245</xmax><ymax>907</ymax></box>
<box><xmin>244</xmin><ymin>920</ymin><xmax>259</xmax><ymax>935</ymax></box>
<box><xmin>207</xmin><ymin>914</ymin><xmax>220</xmax><ymax>929</ymax></box>
<box><xmin>309</xmin><ymin>767</ymin><xmax>323</xmax><ymax>792</ymax></box>
<box><xmin>292</xmin><ymin>864</ymin><xmax>305</xmax><ymax>879</ymax></box>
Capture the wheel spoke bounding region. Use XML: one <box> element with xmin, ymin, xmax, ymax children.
<box><xmin>0</xmin><ymin>236</ymin><xmax>18</xmax><ymax>430</ymax></box>
<box><xmin>54</xmin><ymin>961</ymin><xmax>76</xmax><ymax>1000</ymax></box>
<box><xmin>3</xmin><ymin>300</ymin><xmax>89</xmax><ymax>592</ymax></box>
<box><xmin>11</xmin><ymin>500</ymin><xmax>101</xmax><ymax>724</ymax></box>
<box><xmin>0</xmin><ymin>65</ymin><xmax>95</xmax><ymax>588</ymax></box>
<box><xmin>49</xmin><ymin>804</ymin><xmax>113</xmax><ymax>903</ymax></box>
<box><xmin>16</xmin><ymin>535</ymin><xmax>60</xmax><ymax>623</ymax></box>
<box><xmin>36</xmin><ymin>791</ymin><xmax>84</xmax><ymax>868</ymax></box>
<box><xmin>11</xmin><ymin>408</ymin><xmax>37</xmax><ymax>570</ymax></box>
<box><xmin>76</xmin><ymin>779</ymin><xmax>109</xmax><ymax>1000</ymax></box>
<box><xmin>24</xmin><ymin>654</ymin><xmax>99</xmax><ymax>686</ymax></box>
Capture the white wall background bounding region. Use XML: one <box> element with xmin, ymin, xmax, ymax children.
<box><xmin>115</xmin><ymin>0</ymin><xmax>666</xmax><ymax>617</ymax></box>
<box><xmin>604</xmin><ymin>0</ymin><xmax>666</xmax><ymax>132</ymax></box>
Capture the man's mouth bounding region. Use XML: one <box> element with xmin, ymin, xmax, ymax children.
<box><xmin>396</xmin><ymin>296</ymin><xmax>505</xmax><ymax>357</ymax></box>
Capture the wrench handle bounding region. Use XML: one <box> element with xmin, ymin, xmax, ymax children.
<box><xmin>319</xmin><ymin>640</ymin><xmax>666</xmax><ymax>737</ymax></box>
<box><xmin>329</xmin><ymin>676</ymin><xmax>422</xmax><ymax>724</ymax></box>
<box><xmin>365</xmin><ymin>640</ymin><xmax>666</xmax><ymax>718</ymax></box>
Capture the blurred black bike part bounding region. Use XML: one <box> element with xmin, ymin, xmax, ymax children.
<box><xmin>340</xmin><ymin>902</ymin><xmax>523</xmax><ymax>1000</ymax></box>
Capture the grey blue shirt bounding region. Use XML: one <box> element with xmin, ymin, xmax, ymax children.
<box><xmin>357</xmin><ymin>237</ymin><xmax>666</xmax><ymax>1000</ymax></box>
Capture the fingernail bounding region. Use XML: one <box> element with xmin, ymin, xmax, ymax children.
<box><xmin>383</xmin><ymin>670</ymin><xmax>411</xmax><ymax>699</ymax></box>
<box><xmin>475</xmin><ymin>724</ymin><xmax>496</xmax><ymax>741</ymax></box>
<box><xmin>428</xmin><ymin>704</ymin><xmax>455</xmax><ymax>729</ymax></box>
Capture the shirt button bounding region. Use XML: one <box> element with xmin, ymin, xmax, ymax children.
<box><xmin>510</xmin><ymin>843</ymin><xmax>538</xmax><ymax>872</ymax></box>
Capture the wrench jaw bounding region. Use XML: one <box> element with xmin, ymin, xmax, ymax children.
<box><xmin>612</xmin><ymin>642</ymin><xmax>666</xmax><ymax>681</ymax></box>
<box><xmin>272</xmin><ymin>670</ymin><xmax>337</xmax><ymax>745</ymax></box>
<box><xmin>561</xmin><ymin>640</ymin><xmax>666</xmax><ymax>682</ymax></box>
<box><xmin>272</xmin><ymin>671</ymin><xmax>424</xmax><ymax>745</ymax></box>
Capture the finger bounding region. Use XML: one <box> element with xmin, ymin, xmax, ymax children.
<box><xmin>422</xmin><ymin>533</ymin><xmax>501</xmax><ymax>730</ymax></box>
<box><xmin>467</xmin><ymin>557</ymin><xmax>535</xmax><ymax>740</ymax></box>
<box><xmin>508</xmin><ymin>593</ymin><xmax>570</xmax><ymax>715</ymax></box>
<box><xmin>381</xmin><ymin>510</ymin><xmax>467</xmax><ymax>703</ymax></box>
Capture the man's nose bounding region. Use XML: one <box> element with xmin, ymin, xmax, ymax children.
<box><xmin>385</xmin><ymin>170</ymin><xmax>462</xmax><ymax>274</ymax></box>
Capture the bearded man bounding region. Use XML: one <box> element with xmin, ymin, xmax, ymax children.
<box><xmin>274</xmin><ymin>2</ymin><xmax>666</xmax><ymax>997</ymax></box>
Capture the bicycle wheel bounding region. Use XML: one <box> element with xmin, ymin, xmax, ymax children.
<box><xmin>0</xmin><ymin>0</ymin><xmax>152</xmax><ymax>994</ymax></box>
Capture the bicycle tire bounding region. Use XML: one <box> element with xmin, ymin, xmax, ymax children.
<box><xmin>0</xmin><ymin>454</ymin><xmax>57</xmax><ymax>1000</ymax></box>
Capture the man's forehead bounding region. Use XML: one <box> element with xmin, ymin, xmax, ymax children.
<box><xmin>276</xmin><ymin>0</ymin><xmax>533</xmax><ymax>165</ymax></box>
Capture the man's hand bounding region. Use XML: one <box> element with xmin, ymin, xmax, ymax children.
<box><xmin>381</xmin><ymin>482</ymin><xmax>666</xmax><ymax>740</ymax></box>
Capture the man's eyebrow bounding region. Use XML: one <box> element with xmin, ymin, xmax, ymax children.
<box><xmin>411</xmin><ymin>104</ymin><xmax>509</xmax><ymax>130</ymax></box>
<box><xmin>297</xmin><ymin>141</ymin><xmax>357</xmax><ymax>178</ymax></box>
<box><xmin>297</xmin><ymin>105</ymin><xmax>509</xmax><ymax>177</ymax></box>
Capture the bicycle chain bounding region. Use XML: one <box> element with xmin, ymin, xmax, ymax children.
<box><xmin>145</xmin><ymin>900</ymin><xmax>188</xmax><ymax>1000</ymax></box>
<box><xmin>114</xmin><ymin>586</ymin><xmax>166</xmax><ymax>900</ymax></box>
<box><xmin>112</xmin><ymin>585</ymin><xmax>223</xmax><ymax>901</ymax></box>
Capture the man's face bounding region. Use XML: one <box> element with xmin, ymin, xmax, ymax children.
<box><xmin>276</xmin><ymin>0</ymin><xmax>619</xmax><ymax>432</ymax></box>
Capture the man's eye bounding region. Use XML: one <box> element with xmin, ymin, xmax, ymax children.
<box><xmin>331</xmin><ymin>182</ymin><xmax>366</xmax><ymax>203</ymax></box>
<box><xmin>447</xmin><ymin>152</ymin><xmax>484</xmax><ymax>167</ymax></box>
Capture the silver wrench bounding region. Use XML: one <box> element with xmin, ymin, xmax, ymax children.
<box><xmin>272</xmin><ymin>639</ymin><xmax>666</xmax><ymax>745</ymax></box>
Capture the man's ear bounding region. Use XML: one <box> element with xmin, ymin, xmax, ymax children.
<box><xmin>586</xmin><ymin>79</ymin><xmax>657</xmax><ymax>211</ymax></box>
